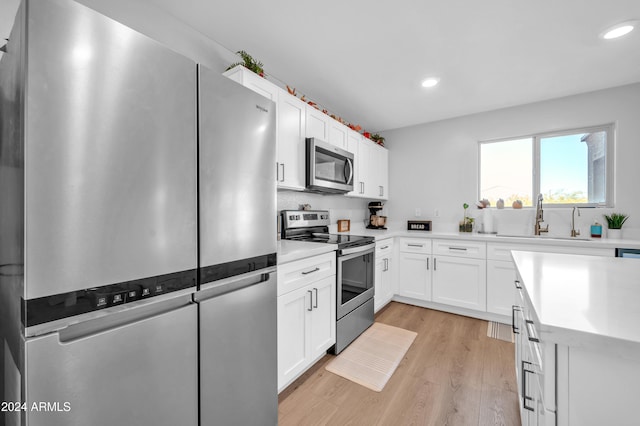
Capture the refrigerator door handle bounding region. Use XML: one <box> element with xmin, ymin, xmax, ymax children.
<box><xmin>195</xmin><ymin>268</ymin><xmax>276</xmax><ymax>302</ymax></box>
<box><xmin>58</xmin><ymin>293</ymin><xmax>193</xmax><ymax>343</ymax></box>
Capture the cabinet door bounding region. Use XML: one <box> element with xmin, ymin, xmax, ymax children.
<box><xmin>398</xmin><ymin>252</ymin><xmax>431</xmax><ymax>301</ymax></box>
<box><xmin>370</xmin><ymin>143</ymin><xmax>389</xmax><ymax>200</ymax></box>
<box><xmin>383</xmin><ymin>254</ymin><xmax>394</xmax><ymax>304</ymax></box>
<box><xmin>328</xmin><ymin>120</ymin><xmax>348</xmax><ymax>149</ymax></box>
<box><xmin>277</xmin><ymin>92</ymin><xmax>306</xmax><ymax>190</ymax></box>
<box><xmin>487</xmin><ymin>259</ymin><xmax>517</xmax><ymax>317</ymax></box>
<box><xmin>277</xmin><ymin>286</ymin><xmax>310</xmax><ymax>390</ymax></box>
<box><xmin>309</xmin><ymin>276</ymin><xmax>336</xmax><ymax>359</ymax></box>
<box><xmin>432</xmin><ymin>255</ymin><xmax>486</xmax><ymax>311</ymax></box>
<box><xmin>358</xmin><ymin>139</ymin><xmax>375</xmax><ymax>198</ymax></box>
<box><xmin>306</xmin><ymin>106</ymin><xmax>329</xmax><ymax>141</ymax></box>
<box><xmin>374</xmin><ymin>257</ymin><xmax>385</xmax><ymax>312</ymax></box>
<box><xmin>346</xmin><ymin>132</ymin><xmax>362</xmax><ymax>197</ymax></box>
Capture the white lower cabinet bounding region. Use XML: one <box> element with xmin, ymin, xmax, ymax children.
<box><xmin>397</xmin><ymin>239</ymin><xmax>432</xmax><ymax>301</ymax></box>
<box><xmin>374</xmin><ymin>239</ymin><xmax>395</xmax><ymax>312</ymax></box>
<box><xmin>486</xmin><ymin>259</ymin><xmax>516</xmax><ymax>316</ymax></box>
<box><xmin>432</xmin><ymin>239</ymin><xmax>486</xmax><ymax>311</ymax></box>
<box><xmin>277</xmin><ymin>253</ymin><xmax>336</xmax><ymax>392</ymax></box>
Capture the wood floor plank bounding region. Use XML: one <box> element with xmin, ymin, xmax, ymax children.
<box><xmin>278</xmin><ymin>302</ymin><xmax>520</xmax><ymax>426</ymax></box>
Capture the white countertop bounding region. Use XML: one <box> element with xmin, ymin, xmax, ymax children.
<box><xmin>279</xmin><ymin>222</ymin><xmax>640</xmax><ymax>264</ymax></box>
<box><xmin>512</xmin><ymin>250</ymin><xmax>640</xmax><ymax>357</ymax></box>
<box><xmin>327</xmin><ymin>222</ymin><xmax>640</xmax><ymax>249</ymax></box>
<box><xmin>277</xmin><ymin>239</ymin><xmax>337</xmax><ymax>264</ymax></box>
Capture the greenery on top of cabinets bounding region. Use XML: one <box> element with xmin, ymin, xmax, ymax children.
<box><xmin>227</xmin><ymin>50</ymin><xmax>265</xmax><ymax>77</ymax></box>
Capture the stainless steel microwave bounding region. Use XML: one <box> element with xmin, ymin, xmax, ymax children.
<box><xmin>306</xmin><ymin>137</ymin><xmax>354</xmax><ymax>194</ymax></box>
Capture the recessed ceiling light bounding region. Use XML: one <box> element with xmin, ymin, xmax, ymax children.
<box><xmin>601</xmin><ymin>21</ymin><xmax>636</xmax><ymax>39</ymax></box>
<box><xmin>421</xmin><ymin>78</ymin><xmax>439</xmax><ymax>88</ymax></box>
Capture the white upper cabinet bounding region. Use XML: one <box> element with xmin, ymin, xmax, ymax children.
<box><xmin>276</xmin><ymin>91</ymin><xmax>306</xmax><ymax>190</ymax></box>
<box><xmin>223</xmin><ymin>66</ymin><xmax>279</xmax><ymax>102</ymax></box>
<box><xmin>305</xmin><ymin>106</ymin><xmax>330</xmax><ymax>141</ymax></box>
<box><xmin>346</xmin><ymin>137</ymin><xmax>388</xmax><ymax>200</ymax></box>
<box><xmin>328</xmin><ymin>120</ymin><xmax>349</xmax><ymax>149</ymax></box>
<box><xmin>223</xmin><ymin>66</ymin><xmax>388</xmax><ymax>196</ymax></box>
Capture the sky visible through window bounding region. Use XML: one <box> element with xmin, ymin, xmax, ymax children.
<box><xmin>480</xmin><ymin>132</ymin><xmax>595</xmax><ymax>206</ymax></box>
<box><xmin>540</xmin><ymin>134</ymin><xmax>588</xmax><ymax>203</ymax></box>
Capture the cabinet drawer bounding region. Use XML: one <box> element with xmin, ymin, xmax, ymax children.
<box><xmin>376</xmin><ymin>238</ymin><xmax>394</xmax><ymax>257</ymax></box>
<box><xmin>277</xmin><ymin>252</ymin><xmax>336</xmax><ymax>296</ymax></box>
<box><xmin>399</xmin><ymin>238</ymin><xmax>431</xmax><ymax>254</ymax></box>
<box><xmin>433</xmin><ymin>239</ymin><xmax>486</xmax><ymax>259</ymax></box>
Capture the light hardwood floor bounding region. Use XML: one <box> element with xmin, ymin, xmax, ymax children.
<box><xmin>278</xmin><ymin>302</ymin><xmax>520</xmax><ymax>426</ymax></box>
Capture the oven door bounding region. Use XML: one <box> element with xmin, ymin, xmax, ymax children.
<box><xmin>337</xmin><ymin>244</ymin><xmax>375</xmax><ymax>319</ymax></box>
<box><xmin>306</xmin><ymin>137</ymin><xmax>354</xmax><ymax>193</ymax></box>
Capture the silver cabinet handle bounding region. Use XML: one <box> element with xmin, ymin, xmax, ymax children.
<box><xmin>307</xmin><ymin>290</ymin><xmax>313</xmax><ymax>311</ymax></box>
<box><xmin>380</xmin><ymin>245</ymin><xmax>389</xmax><ymax>250</ymax></box>
<box><xmin>448</xmin><ymin>247</ymin><xmax>468</xmax><ymax>251</ymax></box>
<box><xmin>313</xmin><ymin>288</ymin><xmax>318</xmax><ymax>308</ymax></box>
<box><xmin>512</xmin><ymin>305</ymin><xmax>521</xmax><ymax>334</ymax></box>
<box><xmin>360</xmin><ymin>182</ymin><xmax>365</xmax><ymax>194</ymax></box>
<box><xmin>379</xmin><ymin>186</ymin><xmax>383</xmax><ymax>196</ymax></box>
<box><xmin>434</xmin><ymin>258</ymin><xmax>437</xmax><ymax>270</ymax></box>
<box><xmin>522</xmin><ymin>361</ymin><xmax>535</xmax><ymax>412</ymax></box>
<box><xmin>301</xmin><ymin>267</ymin><xmax>320</xmax><ymax>275</ymax></box>
<box><xmin>276</xmin><ymin>162</ymin><xmax>285</xmax><ymax>182</ymax></box>
<box><xmin>383</xmin><ymin>258</ymin><xmax>389</xmax><ymax>271</ymax></box>
<box><xmin>426</xmin><ymin>257</ymin><xmax>429</xmax><ymax>270</ymax></box>
<box><xmin>525</xmin><ymin>320</ymin><xmax>540</xmax><ymax>343</ymax></box>
<box><xmin>407</xmin><ymin>243</ymin><xmax>424</xmax><ymax>248</ymax></box>
<box><xmin>515</xmin><ymin>279</ymin><xmax>523</xmax><ymax>289</ymax></box>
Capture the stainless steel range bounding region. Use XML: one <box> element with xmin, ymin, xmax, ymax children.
<box><xmin>281</xmin><ymin>210</ymin><xmax>375</xmax><ymax>354</ymax></box>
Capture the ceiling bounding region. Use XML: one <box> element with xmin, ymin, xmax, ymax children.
<box><xmin>2</xmin><ymin>0</ymin><xmax>640</xmax><ymax>132</ymax></box>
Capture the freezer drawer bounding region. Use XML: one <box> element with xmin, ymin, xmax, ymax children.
<box><xmin>25</xmin><ymin>297</ymin><xmax>198</xmax><ymax>426</ymax></box>
<box><xmin>197</xmin><ymin>269</ymin><xmax>277</xmax><ymax>426</ymax></box>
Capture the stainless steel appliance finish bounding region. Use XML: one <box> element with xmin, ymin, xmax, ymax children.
<box><xmin>198</xmin><ymin>65</ymin><xmax>277</xmax><ymax>270</ymax></box>
<box><xmin>306</xmin><ymin>137</ymin><xmax>354</xmax><ymax>193</ymax></box>
<box><xmin>197</xmin><ymin>65</ymin><xmax>278</xmax><ymax>425</ymax></box>
<box><xmin>25</xmin><ymin>0</ymin><xmax>197</xmax><ymax>299</ymax></box>
<box><xmin>196</xmin><ymin>269</ymin><xmax>277</xmax><ymax>426</ymax></box>
<box><xmin>336</xmin><ymin>242</ymin><xmax>375</xmax><ymax>319</ymax></box>
<box><xmin>25</xmin><ymin>295</ymin><xmax>198</xmax><ymax>426</ymax></box>
<box><xmin>281</xmin><ymin>210</ymin><xmax>375</xmax><ymax>354</ymax></box>
<box><xmin>0</xmin><ymin>1</ymin><xmax>198</xmax><ymax>424</ymax></box>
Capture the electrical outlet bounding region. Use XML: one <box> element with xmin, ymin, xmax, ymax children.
<box><xmin>415</xmin><ymin>208</ymin><xmax>421</xmax><ymax>217</ymax></box>
<box><xmin>434</xmin><ymin>209</ymin><xmax>440</xmax><ymax>217</ymax></box>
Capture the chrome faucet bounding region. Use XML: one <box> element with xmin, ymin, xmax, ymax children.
<box><xmin>571</xmin><ymin>207</ymin><xmax>581</xmax><ymax>237</ymax></box>
<box><xmin>534</xmin><ymin>194</ymin><xmax>549</xmax><ymax>235</ymax></box>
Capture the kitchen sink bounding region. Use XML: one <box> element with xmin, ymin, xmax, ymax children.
<box><xmin>496</xmin><ymin>234</ymin><xmax>592</xmax><ymax>241</ymax></box>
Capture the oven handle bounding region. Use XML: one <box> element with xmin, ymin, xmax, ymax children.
<box><xmin>339</xmin><ymin>243</ymin><xmax>376</xmax><ymax>256</ymax></box>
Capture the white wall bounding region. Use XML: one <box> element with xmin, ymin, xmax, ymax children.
<box><xmin>384</xmin><ymin>83</ymin><xmax>640</xmax><ymax>239</ymax></box>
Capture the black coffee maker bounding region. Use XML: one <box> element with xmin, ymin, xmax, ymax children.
<box><xmin>367</xmin><ymin>201</ymin><xmax>387</xmax><ymax>229</ymax></box>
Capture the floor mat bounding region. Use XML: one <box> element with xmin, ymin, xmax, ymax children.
<box><xmin>325</xmin><ymin>322</ymin><xmax>417</xmax><ymax>392</ymax></box>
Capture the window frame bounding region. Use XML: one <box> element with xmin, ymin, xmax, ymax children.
<box><xmin>478</xmin><ymin>124</ymin><xmax>615</xmax><ymax>208</ymax></box>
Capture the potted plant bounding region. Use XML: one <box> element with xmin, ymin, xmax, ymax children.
<box><xmin>226</xmin><ymin>50</ymin><xmax>265</xmax><ymax>77</ymax></box>
<box><xmin>604</xmin><ymin>213</ymin><xmax>629</xmax><ymax>239</ymax></box>
<box><xmin>459</xmin><ymin>203</ymin><xmax>474</xmax><ymax>232</ymax></box>
<box><xmin>370</xmin><ymin>133</ymin><xmax>385</xmax><ymax>146</ymax></box>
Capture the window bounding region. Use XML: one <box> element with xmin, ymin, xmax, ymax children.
<box><xmin>479</xmin><ymin>125</ymin><xmax>613</xmax><ymax>207</ymax></box>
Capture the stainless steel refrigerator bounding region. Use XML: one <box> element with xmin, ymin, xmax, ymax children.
<box><xmin>196</xmin><ymin>65</ymin><xmax>278</xmax><ymax>426</ymax></box>
<box><xmin>0</xmin><ymin>1</ymin><xmax>199</xmax><ymax>425</ymax></box>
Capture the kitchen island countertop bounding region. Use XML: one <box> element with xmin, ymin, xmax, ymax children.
<box><xmin>512</xmin><ymin>250</ymin><xmax>640</xmax><ymax>358</ymax></box>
